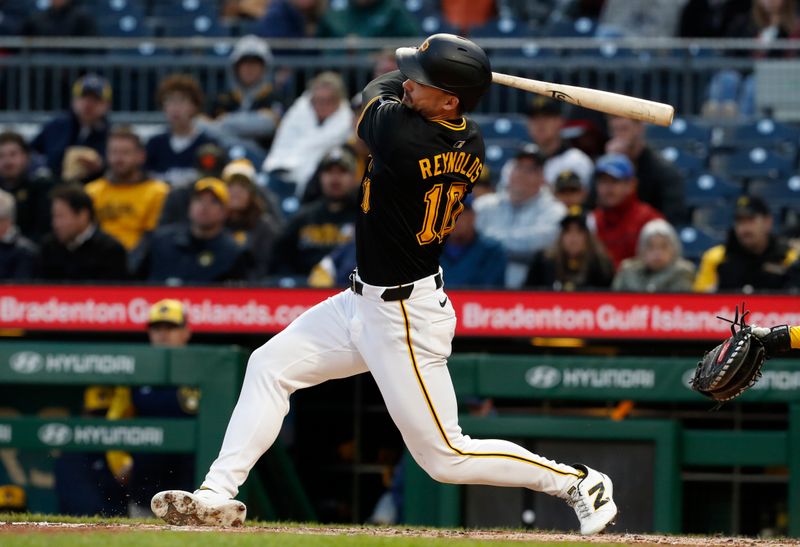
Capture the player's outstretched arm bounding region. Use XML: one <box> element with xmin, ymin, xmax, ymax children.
<box><xmin>751</xmin><ymin>325</ymin><xmax>799</xmax><ymax>356</ymax></box>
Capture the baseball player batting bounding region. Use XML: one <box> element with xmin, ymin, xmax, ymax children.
<box><xmin>152</xmin><ymin>33</ymin><xmax>617</xmax><ymax>535</ymax></box>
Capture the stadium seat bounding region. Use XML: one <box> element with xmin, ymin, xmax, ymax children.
<box><xmin>646</xmin><ymin>117</ymin><xmax>712</xmax><ymax>156</ymax></box>
<box><xmin>469</xmin><ymin>17</ymin><xmax>533</xmax><ymax>39</ymax></box>
<box><xmin>541</xmin><ymin>16</ymin><xmax>596</xmax><ymax>38</ymax></box>
<box><xmin>416</xmin><ymin>15</ymin><xmax>458</xmax><ymax>36</ymax></box>
<box><xmin>97</xmin><ymin>14</ymin><xmax>151</xmax><ymax>38</ymax></box>
<box><xmin>751</xmin><ymin>175</ymin><xmax>800</xmax><ymax>208</ymax></box>
<box><xmin>404</xmin><ymin>0</ymin><xmax>439</xmax><ymax>22</ymax></box>
<box><xmin>473</xmin><ymin>115</ymin><xmax>528</xmax><ymax>142</ymax></box>
<box><xmin>152</xmin><ymin>0</ymin><xmax>217</xmax><ymax>18</ymax></box>
<box><xmin>88</xmin><ymin>0</ymin><xmax>145</xmax><ymax>18</ymax></box>
<box><xmin>659</xmin><ymin>147</ymin><xmax>705</xmax><ymax>178</ymax></box>
<box><xmin>677</xmin><ymin>225</ymin><xmax>724</xmax><ymax>263</ymax></box>
<box><xmin>684</xmin><ymin>173</ymin><xmax>741</xmax><ymax>208</ymax></box>
<box><xmin>484</xmin><ymin>142</ymin><xmax>518</xmax><ymax>174</ymax></box>
<box><xmin>725</xmin><ymin>147</ymin><xmax>794</xmax><ymax>181</ymax></box>
<box><xmin>161</xmin><ymin>15</ymin><xmax>229</xmax><ymax>38</ymax></box>
<box><xmin>725</xmin><ymin>118</ymin><xmax>800</xmax><ymax>159</ymax></box>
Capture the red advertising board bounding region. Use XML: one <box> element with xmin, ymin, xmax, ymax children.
<box><xmin>1</xmin><ymin>285</ymin><xmax>798</xmax><ymax>340</ymax></box>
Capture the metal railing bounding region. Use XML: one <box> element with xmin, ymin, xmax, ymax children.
<box><xmin>0</xmin><ymin>37</ymin><xmax>793</xmax><ymax>121</ymax></box>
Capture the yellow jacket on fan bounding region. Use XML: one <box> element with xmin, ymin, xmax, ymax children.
<box><xmin>85</xmin><ymin>178</ymin><xmax>169</xmax><ymax>250</ymax></box>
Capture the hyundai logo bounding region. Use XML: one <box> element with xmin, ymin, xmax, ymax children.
<box><xmin>9</xmin><ymin>351</ymin><xmax>44</xmax><ymax>374</ymax></box>
<box><xmin>525</xmin><ymin>366</ymin><xmax>562</xmax><ymax>389</ymax></box>
<box><xmin>38</xmin><ymin>423</ymin><xmax>72</xmax><ymax>447</ymax></box>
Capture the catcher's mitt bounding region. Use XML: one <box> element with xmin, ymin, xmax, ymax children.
<box><xmin>690</xmin><ymin>305</ymin><xmax>766</xmax><ymax>405</ymax></box>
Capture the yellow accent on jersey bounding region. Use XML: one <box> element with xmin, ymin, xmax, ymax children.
<box><xmin>85</xmin><ymin>178</ymin><xmax>169</xmax><ymax>250</ymax></box>
<box><xmin>693</xmin><ymin>244</ymin><xmax>726</xmax><ymax>293</ymax></box>
<box><xmin>398</xmin><ymin>300</ymin><xmax>581</xmax><ymax>478</ymax></box>
<box><xmin>791</xmin><ymin>326</ymin><xmax>800</xmax><ymax>350</ymax></box>
<box><xmin>435</xmin><ymin>118</ymin><xmax>467</xmax><ymax>131</ymax></box>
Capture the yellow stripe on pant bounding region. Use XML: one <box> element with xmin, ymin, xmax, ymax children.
<box><xmin>398</xmin><ymin>300</ymin><xmax>581</xmax><ymax>479</ymax></box>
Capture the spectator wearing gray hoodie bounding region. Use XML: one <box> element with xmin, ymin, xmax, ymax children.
<box><xmin>200</xmin><ymin>35</ymin><xmax>284</xmax><ymax>156</ymax></box>
<box><xmin>612</xmin><ymin>218</ymin><xmax>696</xmax><ymax>293</ymax></box>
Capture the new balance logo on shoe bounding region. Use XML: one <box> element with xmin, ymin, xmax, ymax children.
<box><xmin>587</xmin><ymin>482</ymin><xmax>609</xmax><ymax>511</ymax></box>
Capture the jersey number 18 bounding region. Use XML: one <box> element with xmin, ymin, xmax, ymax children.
<box><xmin>416</xmin><ymin>182</ymin><xmax>468</xmax><ymax>245</ymax></box>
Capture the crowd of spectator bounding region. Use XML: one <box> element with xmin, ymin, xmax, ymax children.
<box><xmin>1</xmin><ymin>58</ymin><xmax>799</xmax><ymax>293</ymax></box>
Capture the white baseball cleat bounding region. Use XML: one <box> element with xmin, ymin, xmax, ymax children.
<box><xmin>565</xmin><ymin>464</ymin><xmax>618</xmax><ymax>535</ymax></box>
<box><xmin>151</xmin><ymin>488</ymin><xmax>247</xmax><ymax>527</ymax></box>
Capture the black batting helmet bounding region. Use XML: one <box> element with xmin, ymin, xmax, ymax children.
<box><xmin>396</xmin><ymin>34</ymin><xmax>492</xmax><ymax>112</ymax></box>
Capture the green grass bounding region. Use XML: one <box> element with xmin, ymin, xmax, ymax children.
<box><xmin>0</xmin><ymin>514</ymin><xmax>630</xmax><ymax>546</ymax></box>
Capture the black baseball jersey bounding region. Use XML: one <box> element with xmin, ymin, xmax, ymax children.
<box><xmin>356</xmin><ymin>71</ymin><xmax>485</xmax><ymax>286</ymax></box>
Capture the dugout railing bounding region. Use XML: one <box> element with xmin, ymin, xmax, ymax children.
<box><xmin>0</xmin><ymin>341</ymin><xmax>315</xmax><ymax>520</ymax></box>
<box><xmin>404</xmin><ymin>354</ymin><xmax>800</xmax><ymax>536</ymax></box>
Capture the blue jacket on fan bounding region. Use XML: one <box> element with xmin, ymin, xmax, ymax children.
<box><xmin>133</xmin><ymin>223</ymin><xmax>249</xmax><ymax>283</ymax></box>
<box><xmin>30</xmin><ymin>111</ymin><xmax>108</xmax><ymax>179</ymax></box>
<box><xmin>440</xmin><ymin>234</ymin><xmax>507</xmax><ymax>288</ymax></box>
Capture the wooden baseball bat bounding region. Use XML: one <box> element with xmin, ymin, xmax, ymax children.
<box><xmin>492</xmin><ymin>72</ymin><xmax>675</xmax><ymax>127</ymax></box>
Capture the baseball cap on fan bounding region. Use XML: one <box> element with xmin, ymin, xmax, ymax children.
<box><xmin>595</xmin><ymin>153</ymin><xmax>634</xmax><ymax>180</ymax></box>
<box><xmin>194</xmin><ymin>177</ymin><xmax>230</xmax><ymax>206</ymax></box>
<box><xmin>72</xmin><ymin>73</ymin><xmax>112</xmax><ymax>101</ymax></box>
<box><xmin>526</xmin><ymin>96</ymin><xmax>562</xmax><ymax>118</ymax></box>
<box><xmin>319</xmin><ymin>147</ymin><xmax>357</xmax><ymax>173</ymax></box>
<box><xmin>515</xmin><ymin>143</ymin><xmax>545</xmax><ymax>164</ymax></box>
<box><xmin>734</xmin><ymin>195</ymin><xmax>770</xmax><ymax>219</ymax></box>
<box><xmin>554</xmin><ymin>170</ymin><xmax>582</xmax><ymax>193</ymax></box>
<box><xmin>148</xmin><ymin>299</ymin><xmax>187</xmax><ymax>327</ymax></box>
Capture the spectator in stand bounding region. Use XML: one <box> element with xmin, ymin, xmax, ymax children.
<box><xmin>524</xmin><ymin>205</ymin><xmax>614</xmax><ymax>291</ymax></box>
<box><xmin>605</xmin><ymin>115</ymin><xmax>686</xmax><ymax>225</ymax></box>
<box><xmin>31</xmin><ymin>74</ymin><xmax>110</xmax><ymax>182</ymax></box>
<box><xmin>133</xmin><ymin>178</ymin><xmax>249</xmax><ymax>283</ymax></box>
<box><xmin>21</xmin><ymin>0</ymin><xmax>96</xmax><ymax>37</ymax></box>
<box><xmin>146</xmin><ymin>75</ymin><xmax>216</xmax><ymax>189</ymax></box>
<box><xmin>40</xmin><ymin>184</ymin><xmax>128</xmax><ymax>281</ymax></box>
<box><xmin>612</xmin><ymin>218</ymin><xmax>696</xmax><ymax>292</ymax></box>
<box><xmin>591</xmin><ymin>153</ymin><xmax>663</xmax><ymax>269</ymax></box>
<box><xmin>702</xmin><ymin>0</ymin><xmax>799</xmax><ymax>118</ymax></box>
<box><xmin>523</xmin><ymin>98</ymin><xmax>594</xmax><ymax>188</ymax></box>
<box><xmin>596</xmin><ymin>0</ymin><xmax>686</xmax><ymax>38</ymax></box>
<box><xmin>317</xmin><ymin>0</ymin><xmax>419</xmax><ymax>38</ymax></box>
<box><xmin>474</xmin><ymin>144</ymin><xmax>566</xmax><ymax>288</ymax></box>
<box><xmin>552</xmin><ymin>170</ymin><xmax>588</xmax><ymax>209</ymax></box>
<box><xmin>440</xmin><ymin>195</ymin><xmax>506</xmax><ymax>288</ymax></box>
<box><xmin>157</xmin><ymin>144</ymin><xmax>231</xmax><ymax>228</ymax></box>
<box><xmin>0</xmin><ymin>189</ymin><xmax>39</xmax><ymax>280</ymax></box>
<box><xmin>263</xmin><ymin>72</ymin><xmax>353</xmax><ymax>209</ymax></box>
<box><xmin>222</xmin><ymin>159</ymin><xmax>281</xmax><ymax>279</ymax></box>
<box><xmin>441</xmin><ymin>0</ymin><xmax>495</xmax><ymax>34</ymax></box>
<box><xmin>222</xmin><ymin>0</ymin><xmax>270</xmax><ymax>20</ymax></box>
<box><xmin>270</xmin><ymin>147</ymin><xmax>359</xmax><ymax>277</ymax></box>
<box><xmin>201</xmin><ymin>35</ymin><xmax>284</xmax><ymax>156</ymax></box>
<box><xmin>0</xmin><ymin>131</ymin><xmax>53</xmax><ymax>241</ymax></box>
<box><xmin>694</xmin><ymin>195</ymin><xmax>798</xmax><ymax>293</ymax></box>
<box><xmin>679</xmin><ymin>0</ymin><xmax>751</xmax><ymax>38</ymax></box>
<box><xmin>85</xmin><ymin>127</ymin><xmax>169</xmax><ymax>252</ymax></box>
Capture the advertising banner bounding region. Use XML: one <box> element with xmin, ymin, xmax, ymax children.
<box><xmin>2</xmin><ymin>286</ymin><xmax>798</xmax><ymax>340</ymax></box>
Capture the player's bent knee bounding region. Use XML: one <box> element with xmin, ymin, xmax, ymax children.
<box><xmin>418</xmin><ymin>455</ymin><xmax>464</xmax><ymax>484</ymax></box>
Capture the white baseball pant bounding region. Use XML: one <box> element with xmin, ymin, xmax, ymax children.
<box><xmin>201</xmin><ymin>270</ymin><xmax>582</xmax><ymax>499</ymax></box>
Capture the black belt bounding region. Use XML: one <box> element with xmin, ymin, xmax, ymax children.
<box><xmin>350</xmin><ymin>272</ymin><xmax>443</xmax><ymax>301</ymax></box>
